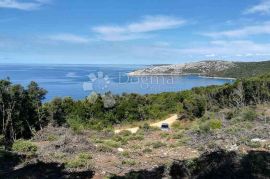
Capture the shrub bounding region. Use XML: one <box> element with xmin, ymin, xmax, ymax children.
<box><xmin>171</xmin><ymin>121</ymin><xmax>182</xmax><ymax>130</ymax></box>
<box><xmin>176</xmin><ymin>137</ymin><xmax>189</xmax><ymax>145</ymax></box>
<box><xmin>225</xmin><ymin>125</ymin><xmax>239</xmax><ymax>135</ymax></box>
<box><xmin>142</xmin><ymin>148</ymin><xmax>152</xmax><ymax>153</ymax></box>
<box><xmin>65</xmin><ymin>153</ymin><xmax>92</xmax><ymax>169</ymax></box>
<box><xmin>160</xmin><ymin>133</ymin><xmax>170</xmax><ymax>139</ymax></box>
<box><xmin>47</xmin><ymin>134</ymin><xmax>58</xmax><ymax>141</ymax></box>
<box><xmin>12</xmin><ymin>140</ymin><xmax>37</xmax><ymax>154</ymax></box>
<box><xmin>97</xmin><ymin>144</ymin><xmax>113</xmax><ymax>152</ymax></box>
<box><xmin>67</xmin><ymin>115</ymin><xmax>84</xmax><ymax>133</ymax></box>
<box><xmin>103</xmin><ymin>140</ymin><xmax>121</xmax><ymax>148</ymax></box>
<box><xmin>198</xmin><ymin>122</ymin><xmax>210</xmax><ymax>133</ymax></box>
<box><xmin>241</xmin><ymin>121</ymin><xmax>253</xmax><ymax>129</ymax></box>
<box><xmin>78</xmin><ymin>152</ymin><xmax>92</xmax><ymax>160</ymax></box>
<box><xmin>122</xmin><ymin>159</ymin><xmax>136</xmax><ymax>166</ymax></box>
<box><xmin>92</xmin><ymin>138</ymin><xmax>104</xmax><ymax>144</ymax></box>
<box><xmin>140</xmin><ymin>123</ymin><xmax>150</xmax><ymax>130</ymax></box>
<box><xmin>151</xmin><ymin>141</ymin><xmax>166</xmax><ymax>149</ymax></box>
<box><xmin>131</xmin><ymin>144</ymin><xmax>140</xmax><ymax>149</ymax></box>
<box><xmin>246</xmin><ymin>141</ymin><xmax>261</xmax><ymax>148</ymax></box>
<box><xmin>121</xmin><ymin>151</ymin><xmax>130</xmax><ymax>157</ymax></box>
<box><xmin>172</xmin><ymin>131</ymin><xmax>184</xmax><ymax>139</ymax></box>
<box><xmin>198</xmin><ymin>119</ymin><xmax>222</xmax><ymax>133</ymax></box>
<box><xmin>209</xmin><ymin>119</ymin><xmax>222</xmax><ymax>129</ymax></box>
<box><xmin>118</xmin><ymin>130</ymin><xmax>132</xmax><ymax>137</ymax></box>
<box><xmin>50</xmin><ymin>152</ymin><xmax>66</xmax><ymax>160</ymax></box>
<box><xmin>241</xmin><ymin>109</ymin><xmax>257</xmax><ymax>121</ymax></box>
<box><xmin>129</xmin><ymin>134</ymin><xmax>144</xmax><ymax>141</ymax></box>
<box><xmin>112</xmin><ymin>135</ymin><xmax>128</xmax><ymax>145</ymax></box>
<box><xmin>225</xmin><ymin>110</ymin><xmax>236</xmax><ymax>120</ymax></box>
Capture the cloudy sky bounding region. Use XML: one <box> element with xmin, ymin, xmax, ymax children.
<box><xmin>0</xmin><ymin>0</ymin><xmax>270</xmax><ymax>64</ymax></box>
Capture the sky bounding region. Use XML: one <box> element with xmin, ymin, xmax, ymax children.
<box><xmin>0</xmin><ymin>0</ymin><xmax>270</xmax><ymax>64</ymax></box>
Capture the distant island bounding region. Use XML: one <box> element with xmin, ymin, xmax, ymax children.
<box><xmin>129</xmin><ymin>60</ymin><xmax>270</xmax><ymax>78</ymax></box>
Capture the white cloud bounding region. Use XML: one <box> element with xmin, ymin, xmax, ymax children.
<box><xmin>92</xmin><ymin>15</ymin><xmax>186</xmax><ymax>41</ymax></box>
<box><xmin>205</xmin><ymin>54</ymin><xmax>216</xmax><ymax>57</ymax></box>
<box><xmin>0</xmin><ymin>0</ymin><xmax>49</xmax><ymax>10</ymax></box>
<box><xmin>47</xmin><ymin>34</ymin><xmax>91</xmax><ymax>44</ymax></box>
<box><xmin>179</xmin><ymin>40</ymin><xmax>270</xmax><ymax>56</ymax></box>
<box><xmin>203</xmin><ymin>21</ymin><xmax>270</xmax><ymax>38</ymax></box>
<box><xmin>244</xmin><ymin>0</ymin><xmax>270</xmax><ymax>14</ymax></box>
<box><xmin>108</xmin><ymin>40</ymin><xmax>270</xmax><ymax>63</ymax></box>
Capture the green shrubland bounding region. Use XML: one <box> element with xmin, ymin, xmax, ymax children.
<box><xmin>1</xmin><ymin>73</ymin><xmax>270</xmax><ymax>151</ymax></box>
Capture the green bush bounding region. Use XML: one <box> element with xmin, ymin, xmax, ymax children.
<box><xmin>47</xmin><ymin>134</ymin><xmax>58</xmax><ymax>141</ymax></box>
<box><xmin>209</xmin><ymin>119</ymin><xmax>222</xmax><ymax>129</ymax></box>
<box><xmin>142</xmin><ymin>148</ymin><xmax>152</xmax><ymax>153</ymax></box>
<box><xmin>138</xmin><ymin>123</ymin><xmax>159</xmax><ymax>133</ymax></box>
<box><xmin>65</xmin><ymin>153</ymin><xmax>92</xmax><ymax>169</ymax></box>
<box><xmin>112</xmin><ymin>135</ymin><xmax>128</xmax><ymax>145</ymax></box>
<box><xmin>103</xmin><ymin>140</ymin><xmax>121</xmax><ymax>148</ymax></box>
<box><xmin>129</xmin><ymin>134</ymin><xmax>144</xmax><ymax>141</ymax></box>
<box><xmin>78</xmin><ymin>152</ymin><xmax>92</xmax><ymax>160</ymax></box>
<box><xmin>122</xmin><ymin>159</ymin><xmax>136</xmax><ymax>166</ymax></box>
<box><xmin>198</xmin><ymin>119</ymin><xmax>222</xmax><ymax>133</ymax></box>
<box><xmin>118</xmin><ymin>130</ymin><xmax>132</xmax><ymax>137</ymax></box>
<box><xmin>246</xmin><ymin>141</ymin><xmax>261</xmax><ymax>148</ymax></box>
<box><xmin>241</xmin><ymin>109</ymin><xmax>257</xmax><ymax>121</ymax></box>
<box><xmin>67</xmin><ymin>115</ymin><xmax>84</xmax><ymax>133</ymax></box>
<box><xmin>151</xmin><ymin>141</ymin><xmax>166</xmax><ymax>149</ymax></box>
<box><xmin>97</xmin><ymin>144</ymin><xmax>113</xmax><ymax>152</ymax></box>
<box><xmin>12</xmin><ymin>140</ymin><xmax>37</xmax><ymax>154</ymax></box>
<box><xmin>198</xmin><ymin>122</ymin><xmax>210</xmax><ymax>133</ymax></box>
<box><xmin>121</xmin><ymin>151</ymin><xmax>130</xmax><ymax>157</ymax></box>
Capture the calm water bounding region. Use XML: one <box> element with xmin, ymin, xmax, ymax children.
<box><xmin>0</xmin><ymin>64</ymin><xmax>234</xmax><ymax>101</ymax></box>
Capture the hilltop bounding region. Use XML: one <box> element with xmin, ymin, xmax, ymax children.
<box><xmin>129</xmin><ymin>60</ymin><xmax>270</xmax><ymax>78</ymax></box>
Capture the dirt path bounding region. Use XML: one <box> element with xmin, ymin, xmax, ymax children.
<box><xmin>115</xmin><ymin>114</ymin><xmax>178</xmax><ymax>134</ymax></box>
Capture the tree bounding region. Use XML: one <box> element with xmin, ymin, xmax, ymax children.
<box><xmin>0</xmin><ymin>80</ymin><xmax>46</xmax><ymax>150</ymax></box>
<box><xmin>27</xmin><ymin>81</ymin><xmax>47</xmax><ymax>130</ymax></box>
<box><xmin>0</xmin><ymin>80</ymin><xmax>26</xmax><ymax>150</ymax></box>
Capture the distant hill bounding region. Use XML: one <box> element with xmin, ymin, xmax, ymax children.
<box><xmin>129</xmin><ymin>60</ymin><xmax>270</xmax><ymax>78</ymax></box>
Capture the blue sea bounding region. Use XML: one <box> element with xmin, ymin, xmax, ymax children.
<box><xmin>0</xmin><ymin>64</ymin><xmax>234</xmax><ymax>101</ymax></box>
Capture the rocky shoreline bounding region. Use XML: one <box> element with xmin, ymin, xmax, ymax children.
<box><xmin>128</xmin><ymin>60</ymin><xmax>236</xmax><ymax>78</ymax></box>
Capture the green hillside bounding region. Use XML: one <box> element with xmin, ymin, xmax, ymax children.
<box><xmin>217</xmin><ymin>61</ymin><xmax>270</xmax><ymax>78</ymax></box>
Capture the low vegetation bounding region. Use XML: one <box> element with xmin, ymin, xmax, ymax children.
<box><xmin>65</xmin><ymin>153</ymin><xmax>92</xmax><ymax>169</ymax></box>
<box><xmin>12</xmin><ymin>140</ymin><xmax>37</xmax><ymax>155</ymax></box>
<box><xmin>0</xmin><ymin>72</ymin><xmax>270</xmax><ymax>177</ymax></box>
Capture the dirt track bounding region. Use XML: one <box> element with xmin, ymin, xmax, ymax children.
<box><xmin>115</xmin><ymin>114</ymin><xmax>178</xmax><ymax>134</ymax></box>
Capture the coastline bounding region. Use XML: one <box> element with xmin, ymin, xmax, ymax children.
<box><xmin>198</xmin><ymin>75</ymin><xmax>236</xmax><ymax>80</ymax></box>
<box><xmin>127</xmin><ymin>72</ymin><xmax>202</xmax><ymax>76</ymax></box>
<box><xmin>127</xmin><ymin>72</ymin><xmax>236</xmax><ymax>80</ymax></box>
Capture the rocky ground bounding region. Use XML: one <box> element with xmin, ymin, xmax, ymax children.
<box><xmin>128</xmin><ymin>60</ymin><xmax>235</xmax><ymax>76</ymax></box>
<box><xmin>0</xmin><ymin>104</ymin><xmax>270</xmax><ymax>178</ymax></box>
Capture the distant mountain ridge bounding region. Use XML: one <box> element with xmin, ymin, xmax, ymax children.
<box><xmin>129</xmin><ymin>60</ymin><xmax>270</xmax><ymax>78</ymax></box>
